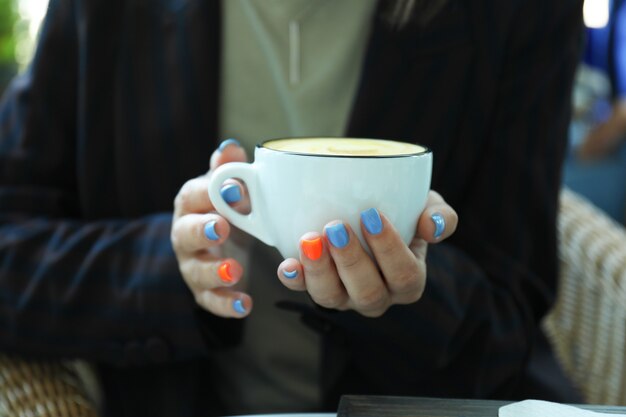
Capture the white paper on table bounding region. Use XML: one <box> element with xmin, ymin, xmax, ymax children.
<box><xmin>500</xmin><ymin>400</ymin><xmax>626</xmax><ymax>417</ymax></box>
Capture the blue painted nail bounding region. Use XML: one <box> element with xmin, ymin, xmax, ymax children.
<box><xmin>204</xmin><ymin>220</ymin><xmax>220</xmax><ymax>241</ymax></box>
<box><xmin>218</xmin><ymin>138</ymin><xmax>241</xmax><ymax>152</ymax></box>
<box><xmin>283</xmin><ymin>270</ymin><xmax>298</xmax><ymax>279</ymax></box>
<box><xmin>326</xmin><ymin>223</ymin><xmax>349</xmax><ymax>248</ymax></box>
<box><xmin>233</xmin><ymin>299</ymin><xmax>246</xmax><ymax>314</ymax></box>
<box><xmin>220</xmin><ymin>184</ymin><xmax>241</xmax><ymax>204</ymax></box>
<box><xmin>431</xmin><ymin>212</ymin><xmax>445</xmax><ymax>239</ymax></box>
<box><xmin>360</xmin><ymin>208</ymin><xmax>383</xmax><ymax>235</ymax></box>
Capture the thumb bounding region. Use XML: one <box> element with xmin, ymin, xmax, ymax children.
<box><xmin>210</xmin><ymin>138</ymin><xmax>248</xmax><ymax>170</ymax></box>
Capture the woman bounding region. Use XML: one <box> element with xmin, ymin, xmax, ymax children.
<box><xmin>0</xmin><ymin>1</ymin><xmax>582</xmax><ymax>415</ymax></box>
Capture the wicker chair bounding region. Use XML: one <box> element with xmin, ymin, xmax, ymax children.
<box><xmin>544</xmin><ymin>187</ymin><xmax>626</xmax><ymax>405</ymax></box>
<box><xmin>0</xmin><ymin>354</ymin><xmax>98</xmax><ymax>417</ymax></box>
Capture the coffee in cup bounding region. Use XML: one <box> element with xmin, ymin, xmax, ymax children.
<box><xmin>208</xmin><ymin>137</ymin><xmax>432</xmax><ymax>259</ymax></box>
<box><xmin>263</xmin><ymin>137</ymin><xmax>424</xmax><ymax>156</ymax></box>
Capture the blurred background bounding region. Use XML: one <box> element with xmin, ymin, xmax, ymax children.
<box><xmin>0</xmin><ymin>0</ymin><xmax>48</xmax><ymax>93</ymax></box>
<box><xmin>565</xmin><ymin>0</ymin><xmax>626</xmax><ymax>225</ymax></box>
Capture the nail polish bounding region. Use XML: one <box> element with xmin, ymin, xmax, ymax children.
<box><xmin>220</xmin><ymin>184</ymin><xmax>241</xmax><ymax>204</ymax></box>
<box><xmin>204</xmin><ymin>220</ymin><xmax>220</xmax><ymax>241</ymax></box>
<box><xmin>218</xmin><ymin>262</ymin><xmax>233</xmax><ymax>283</ymax></box>
<box><xmin>283</xmin><ymin>269</ymin><xmax>298</xmax><ymax>279</ymax></box>
<box><xmin>233</xmin><ymin>299</ymin><xmax>246</xmax><ymax>314</ymax></box>
<box><xmin>361</xmin><ymin>208</ymin><xmax>383</xmax><ymax>235</ymax></box>
<box><xmin>218</xmin><ymin>138</ymin><xmax>241</xmax><ymax>152</ymax></box>
<box><xmin>431</xmin><ymin>213</ymin><xmax>446</xmax><ymax>239</ymax></box>
<box><xmin>326</xmin><ymin>223</ymin><xmax>349</xmax><ymax>249</ymax></box>
<box><xmin>301</xmin><ymin>237</ymin><xmax>323</xmax><ymax>261</ymax></box>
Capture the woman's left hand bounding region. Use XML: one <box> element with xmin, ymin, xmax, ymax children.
<box><xmin>276</xmin><ymin>190</ymin><xmax>458</xmax><ymax>317</ymax></box>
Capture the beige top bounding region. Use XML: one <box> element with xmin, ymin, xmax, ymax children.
<box><xmin>214</xmin><ymin>0</ymin><xmax>377</xmax><ymax>414</ymax></box>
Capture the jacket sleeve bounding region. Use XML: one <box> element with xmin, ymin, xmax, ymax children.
<box><xmin>318</xmin><ymin>0</ymin><xmax>582</xmax><ymax>399</ymax></box>
<box><xmin>0</xmin><ymin>0</ymin><xmax>238</xmax><ymax>365</ymax></box>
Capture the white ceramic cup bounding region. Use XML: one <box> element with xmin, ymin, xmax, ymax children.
<box><xmin>207</xmin><ymin>137</ymin><xmax>433</xmax><ymax>259</ymax></box>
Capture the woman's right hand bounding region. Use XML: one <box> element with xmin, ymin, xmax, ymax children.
<box><xmin>171</xmin><ymin>139</ymin><xmax>253</xmax><ymax>318</ymax></box>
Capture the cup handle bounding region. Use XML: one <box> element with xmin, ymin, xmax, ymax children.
<box><xmin>207</xmin><ymin>162</ymin><xmax>274</xmax><ymax>247</ymax></box>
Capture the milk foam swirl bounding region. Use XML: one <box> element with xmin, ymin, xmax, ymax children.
<box><xmin>263</xmin><ymin>138</ymin><xmax>425</xmax><ymax>156</ymax></box>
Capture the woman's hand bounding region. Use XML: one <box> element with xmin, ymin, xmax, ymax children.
<box><xmin>276</xmin><ymin>191</ymin><xmax>458</xmax><ymax>317</ymax></box>
<box><xmin>171</xmin><ymin>139</ymin><xmax>253</xmax><ymax>318</ymax></box>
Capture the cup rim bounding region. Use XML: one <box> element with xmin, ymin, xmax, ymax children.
<box><xmin>256</xmin><ymin>137</ymin><xmax>432</xmax><ymax>159</ymax></box>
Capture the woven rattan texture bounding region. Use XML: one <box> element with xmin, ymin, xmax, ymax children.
<box><xmin>0</xmin><ymin>354</ymin><xmax>98</xmax><ymax>417</ymax></box>
<box><xmin>544</xmin><ymin>188</ymin><xmax>626</xmax><ymax>405</ymax></box>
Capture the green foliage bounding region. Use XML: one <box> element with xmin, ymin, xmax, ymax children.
<box><xmin>0</xmin><ymin>0</ymin><xmax>17</xmax><ymax>92</ymax></box>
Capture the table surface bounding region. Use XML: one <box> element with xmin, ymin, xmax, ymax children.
<box><xmin>337</xmin><ymin>396</ymin><xmax>626</xmax><ymax>417</ymax></box>
<box><xmin>231</xmin><ymin>413</ymin><xmax>337</xmax><ymax>417</ymax></box>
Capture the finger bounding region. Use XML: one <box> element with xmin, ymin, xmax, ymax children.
<box><xmin>174</xmin><ymin>176</ymin><xmax>249</xmax><ymax>217</ymax></box>
<box><xmin>360</xmin><ymin>208</ymin><xmax>425</xmax><ymax>303</ymax></box>
<box><xmin>324</xmin><ymin>221</ymin><xmax>390</xmax><ymax>316</ymax></box>
<box><xmin>180</xmin><ymin>257</ymin><xmax>243</xmax><ymax>291</ymax></box>
<box><xmin>174</xmin><ymin>176</ymin><xmax>214</xmax><ymax>216</ymax></box>
<box><xmin>217</xmin><ymin>179</ymin><xmax>251</xmax><ymax>215</ymax></box>
<box><xmin>277</xmin><ymin>258</ymin><xmax>306</xmax><ymax>291</ymax></box>
<box><xmin>416</xmin><ymin>191</ymin><xmax>458</xmax><ymax>243</ymax></box>
<box><xmin>209</xmin><ymin>139</ymin><xmax>251</xmax><ymax>214</ymax></box>
<box><xmin>196</xmin><ymin>287</ymin><xmax>253</xmax><ymax>318</ymax></box>
<box><xmin>210</xmin><ymin>138</ymin><xmax>248</xmax><ymax>170</ymax></box>
<box><xmin>171</xmin><ymin>213</ymin><xmax>230</xmax><ymax>254</ymax></box>
<box><xmin>299</xmin><ymin>232</ymin><xmax>349</xmax><ymax>310</ymax></box>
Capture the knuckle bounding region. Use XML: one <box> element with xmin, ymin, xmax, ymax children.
<box><xmin>391</xmin><ymin>268</ymin><xmax>421</xmax><ymax>294</ymax></box>
<box><xmin>402</xmin><ymin>290</ymin><xmax>423</xmax><ymax>305</ymax></box>
<box><xmin>312</xmin><ymin>292</ymin><xmax>346</xmax><ymax>309</ymax></box>
<box><xmin>180</xmin><ymin>261</ymin><xmax>197</xmax><ymax>285</ymax></box>
<box><xmin>430</xmin><ymin>190</ymin><xmax>443</xmax><ymax>200</ymax></box>
<box><xmin>190</xmin><ymin>262</ymin><xmax>204</xmax><ymax>286</ymax></box>
<box><xmin>376</xmin><ymin>239</ymin><xmax>397</xmax><ymax>258</ymax></box>
<box><xmin>334</xmin><ymin>249</ymin><xmax>361</xmax><ymax>270</ymax></box>
<box><xmin>394</xmin><ymin>288</ymin><xmax>423</xmax><ymax>305</ymax></box>
<box><xmin>170</xmin><ymin>223</ymin><xmax>184</xmax><ymax>251</ymax></box>
<box><xmin>194</xmin><ymin>292</ymin><xmax>204</xmax><ymax>306</ymax></box>
<box><xmin>171</xmin><ymin>234</ymin><xmax>180</xmax><ymax>252</ymax></box>
<box><xmin>392</xmin><ymin>267</ymin><xmax>426</xmax><ymax>303</ymax></box>
<box><xmin>177</xmin><ymin>180</ymin><xmax>196</xmax><ymax>212</ymax></box>
<box><xmin>353</xmin><ymin>287</ymin><xmax>388</xmax><ymax>311</ymax></box>
<box><xmin>360</xmin><ymin>306</ymin><xmax>388</xmax><ymax>318</ymax></box>
<box><xmin>448</xmin><ymin>210</ymin><xmax>459</xmax><ymax>233</ymax></box>
<box><xmin>195</xmin><ymin>292</ymin><xmax>210</xmax><ymax>309</ymax></box>
<box><xmin>174</xmin><ymin>193</ymin><xmax>183</xmax><ymax>211</ymax></box>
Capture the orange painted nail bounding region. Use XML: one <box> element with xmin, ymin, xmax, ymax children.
<box><xmin>218</xmin><ymin>262</ymin><xmax>233</xmax><ymax>283</ymax></box>
<box><xmin>301</xmin><ymin>237</ymin><xmax>323</xmax><ymax>261</ymax></box>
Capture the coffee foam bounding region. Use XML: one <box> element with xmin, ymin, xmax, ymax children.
<box><xmin>262</xmin><ymin>138</ymin><xmax>425</xmax><ymax>156</ymax></box>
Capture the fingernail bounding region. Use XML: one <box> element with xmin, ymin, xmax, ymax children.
<box><xmin>301</xmin><ymin>237</ymin><xmax>323</xmax><ymax>261</ymax></box>
<box><xmin>283</xmin><ymin>269</ymin><xmax>298</xmax><ymax>279</ymax></box>
<box><xmin>220</xmin><ymin>184</ymin><xmax>241</xmax><ymax>204</ymax></box>
<box><xmin>233</xmin><ymin>299</ymin><xmax>246</xmax><ymax>314</ymax></box>
<box><xmin>431</xmin><ymin>212</ymin><xmax>446</xmax><ymax>239</ymax></box>
<box><xmin>360</xmin><ymin>208</ymin><xmax>383</xmax><ymax>235</ymax></box>
<box><xmin>218</xmin><ymin>262</ymin><xmax>233</xmax><ymax>283</ymax></box>
<box><xmin>326</xmin><ymin>223</ymin><xmax>349</xmax><ymax>249</ymax></box>
<box><xmin>218</xmin><ymin>138</ymin><xmax>241</xmax><ymax>152</ymax></box>
<box><xmin>204</xmin><ymin>220</ymin><xmax>220</xmax><ymax>241</ymax></box>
